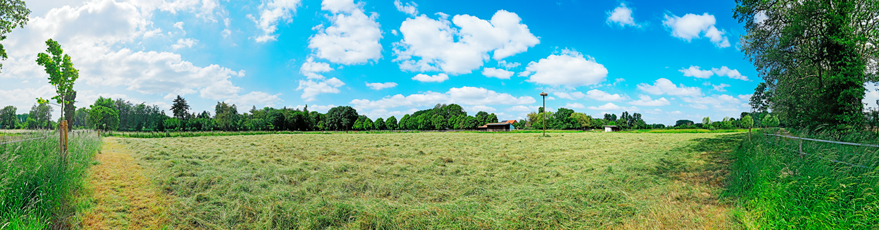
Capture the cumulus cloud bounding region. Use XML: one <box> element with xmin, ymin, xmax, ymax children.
<box><xmin>521</xmin><ymin>49</ymin><xmax>608</xmax><ymax>87</ymax></box>
<box><xmin>507</xmin><ymin>105</ymin><xmax>536</xmax><ymax>112</ymax></box>
<box><xmin>482</xmin><ymin>68</ymin><xmax>513</xmax><ymax>79</ymax></box>
<box><xmin>225</xmin><ymin>91</ymin><xmax>283</xmax><ymax>108</ymax></box>
<box><xmin>565</xmin><ymin>103</ymin><xmax>585</xmax><ymax>109</ymax></box>
<box><xmin>681</xmin><ymin>94</ymin><xmax>747</xmax><ymax>111</ymax></box>
<box><xmin>637</xmin><ymin>78</ymin><xmax>702</xmax><ymax>96</ymax></box>
<box><xmin>249</xmin><ymin>0</ymin><xmax>301</xmax><ymax>42</ymax></box>
<box><xmin>394</xmin><ymin>0</ymin><xmax>417</xmax><ymax>16</ymax></box>
<box><xmin>300</xmin><ymin>56</ymin><xmax>333</xmax><ymax>79</ymax></box>
<box><xmin>366</xmin><ymin>82</ymin><xmax>398</xmax><ymax>90</ymax></box>
<box><xmin>350</xmin><ymin>86</ymin><xmax>536</xmax><ymax>110</ymax></box>
<box><xmin>497</xmin><ymin>60</ymin><xmax>520</xmax><ymax>69</ymax></box>
<box><xmin>170</xmin><ymin>38</ymin><xmax>198</xmax><ymax>50</ymax></box>
<box><xmin>587</xmin><ymin>102</ymin><xmax>638</xmax><ymax>111</ymax></box>
<box><xmin>394</xmin><ymin>10</ymin><xmax>539</xmax><ymax>74</ymax></box>
<box><xmin>712</xmin><ymin>66</ymin><xmax>749</xmax><ymax>81</ymax></box>
<box><xmin>586</xmin><ymin>89</ymin><xmax>624</xmax><ymax>101</ymax></box>
<box><xmin>864</xmin><ymin>83</ymin><xmax>879</xmax><ymax>110</ymax></box>
<box><xmin>628</xmin><ymin>95</ymin><xmax>670</xmax><ymax>106</ymax></box>
<box><xmin>713</xmin><ymin>83</ymin><xmax>731</xmax><ymax>92</ymax></box>
<box><xmin>292</xmin><ymin>104</ymin><xmax>337</xmax><ymax>113</ymax></box>
<box><xmin>663</xmin><ymin>13</ymin><xmax>730</xmax><ymax>48</ymax></box>
<box><xmin>412</xmin><ymin>73</ymin><xmax>449</xmax><ymax>82</ymax></box>
<box><xmin>308</xmin><ymin>0</ymin><xmax>383</xmax><ymax>65</ymax></box>
<box><xmin>297</xmin><ymin>77</ymin><xmax>345</xmax><ymax>101</ymax></box>
<box><xmin>679</xmin><ymin>65</ymin><xmax>713</xmax><ymax>78</ymax></box>
<box><xmin>606</xmin><ymin>3</ymin><xmax>637</xmax><ymax>27</ymax></box>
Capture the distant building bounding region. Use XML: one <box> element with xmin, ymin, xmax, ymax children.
<box><xmin>604</xmin><ymin>125</ymin><xmax>620</xmax><ymax>132</ymax></box>
<box><xmin>479</xmin><ymin>122</ymin><xmax>513</xmax><ymax>132</ymax></box>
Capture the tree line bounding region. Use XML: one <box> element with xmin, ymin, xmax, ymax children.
<box><xmin>736</xmin><ymin>0</ymin><xmax>878</xmax><ymax>131</ymax></box>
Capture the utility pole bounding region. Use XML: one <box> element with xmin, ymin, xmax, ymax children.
<box><xmin>540</xmin><ymin>92</ymin><xmax>548</xmax><ymax>137</ymax></box>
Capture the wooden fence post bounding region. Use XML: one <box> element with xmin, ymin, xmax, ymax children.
<box><xmin>60</xmin><ymin>120</ymin><xmax>69</xmax><ymax>163</ymax></box>
<box><xmin>799</xmin><ymin>138</ymin><xmax>804</xmax><ymax>158</ymax></box>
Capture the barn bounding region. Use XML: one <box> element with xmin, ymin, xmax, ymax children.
<box><xmin>604</xmin><ymin>125</ymin><xmax>620</xmax><ymax>132</ymax></box>
<box><xmin>479</xmin><ymin>122</ymin><xmax>513</xmax><ymax>132</ymax></box>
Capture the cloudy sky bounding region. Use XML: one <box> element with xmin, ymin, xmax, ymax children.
<box><xmin>2</xmin><ymin>0</ymin><xmax>876</xmax><ymax>124</ymax></box>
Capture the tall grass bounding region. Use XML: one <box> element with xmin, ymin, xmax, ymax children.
<box><xmin>0</xmin><ymin>131</ymin><xmax>102</xmax><ymax>229</ymax></box>
<box><xmin>726</xmin><ymin>129</ymin><xmax>879</xmax><ymax>229</ymax></box>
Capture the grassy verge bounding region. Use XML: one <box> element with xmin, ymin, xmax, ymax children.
<box><xmin>725</xmin><ymin>129</ymin><xmax>879</xmax><ymax>229</ymax></box>
<box><xmin>118</xmin><ymin>132</ymin><xmax>743</xmax><ymax>229</ymax></box>
<box><xmin>623</xmin><ymin>129</ymin><xmax>751</xmax><ymax>134</ymax></box>
<box><xmin>0</xmin><ymin>131</ymin><xmax>102</xmax><ymax>229</ymax></box>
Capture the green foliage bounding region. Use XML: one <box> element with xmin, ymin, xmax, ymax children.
<box><xmin>0</xmin><ymin>0</ymin><xmax>30</xmax><ymax>71</ymax></box>
<box><xmin>171</xmin><ymin>95</ymin><xmax>190</xmax><ymax>120</ymax></box>
<box><xmin>35</xmin><ymin>39</ymin><xmax>78</xmax><ymax>127</ymax></box>
<box><xmin>742</xmin><ymin>115</ymin><xmax>753</xmax><ymax>129</ymax></box>
<box><xmin>326</xmin><ymin>106</ymin><xmax>359</xmax><ymax>131</ymax></box>
<box><xmin>374</xmin><ymin>117</ymin><xmax>385</xmax><ymax>130</ymax></box>
<box><xmin>385</xmin><ymin>116</ymin><xmax>397</xmax><ymax>130</ymax></box>
<box><xmin>214</xmin><ymin>102</ymin><xmax>238</xmax><ymax>131</ymax></box>
<box><xmin>735</xmin><ymin>0</ymin><xmax>878</xmax><ymax>130</ymax></box>
<box><xmin>570</xmin><ymin>112</ymin><xmax>592</xmax><ymax>129</ymax></box>
<box><xmin>88</xmin><ymin>97</ymin><xmax>119</xmax><ymax>131</ymax></box>
<box><xmin>28</xmin><ymin>103</ymin><xmax>53</xmax><ymax>129</ymax></box>
<box><xmin>0</xmin><ymin>106</ymin><xmax>16</xmax><ymax>129</ymax></box>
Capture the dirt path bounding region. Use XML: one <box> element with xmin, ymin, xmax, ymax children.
<box><xmin>80</xmin><ymin>138</ymin><xmax>168</xmax><ymax>229</ymax></box>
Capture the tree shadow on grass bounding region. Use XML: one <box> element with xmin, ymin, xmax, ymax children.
<box><xmin>652</xmin><ymin>133</ymin><xmax>745</xmax><ymax>186</ymax></box>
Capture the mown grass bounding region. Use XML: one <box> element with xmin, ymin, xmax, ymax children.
<box><xmin>0</xmin><ymin>131</ymin><xmax>102</xmax><ymax>229</ymax></box>
<box><xmin>726</xmin><ymin>129</ymin><xmax>879</xmax><ymax>229</ymax></box>
<box><xmin>118</xmin><ymin>132</ymin><xmax>744</xmax><ymax>229</ymax></box>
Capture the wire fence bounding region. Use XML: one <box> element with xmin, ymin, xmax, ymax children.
<box><xmin>763</xmin><ymin>132</ymin><xmax>879</xmax><ymax>169</ymax></box>
<box><xmin>0</xmin><ymin>130</ymin><xmax>96</xmax><ymax>145</ymax></box>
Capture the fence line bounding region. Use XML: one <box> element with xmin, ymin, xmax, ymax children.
<box><xmin>0</xmin><ymin>130</ymin><xmax>95</xmax><ymax>146</ymax></box>
<box><xmin>763</xmin><ymin>133</ymin><xmax>876</xmax><ymax>169</ymax></box>
<box><xmin>765</xmin><ymin>133</ymin><xmax>879</xmax><ymax>148</ymax></box>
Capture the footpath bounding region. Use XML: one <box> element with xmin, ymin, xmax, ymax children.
<box><xmin>80</xmin><ymin>138</ymin><xmax>168</xmax><ymax>229</ymax></box>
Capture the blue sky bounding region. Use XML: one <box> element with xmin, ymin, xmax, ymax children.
<box><xmin>7</xmin><ymin>0</ymin><xmax>866</xmax><ymax>125</ymax></box>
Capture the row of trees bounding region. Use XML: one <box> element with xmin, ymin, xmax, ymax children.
<box><xmin>517</xmin><ymin>108</ymin><xmax>654</xmax><ymax>130</ymax></box>
<box><xmin>55</xmin><ymin>97</ymin><xmax>509</xmax><ymax>132</ymax></box>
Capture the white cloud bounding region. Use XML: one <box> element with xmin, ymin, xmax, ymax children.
<box><xmin>554</xmin><ymin>91</ymin><xmax>586</xmax><ymax>100</ymax></box>
<box><xmin>521</xmin><ymin>49</ymin><xmax>608</xmax><ymax>87</ymax></box>
<box><xmin>249</xmin><ymin>0</ymin><xmax>301</xmax><ymax>42</ymax></box>
<box><xmin>668</xmin><ymin>111</ymin><xmax>683</xmax><ymax>115</ymax></box>
<box><xmin>586</xmin><ymin>89</ymin><xmax>624</xmax><ymax>101</ymax></box>
<box><xmin>565</xmin><ymin>103</ymin><xmax>585</xmax><ymax>109</ymax></box>
<box><xmin>412</xmin><ymin>73</ymin><xmax>449</xmax><ymax>82</ymax></box>
<box><xmin>170</xmin><ymin>38</ymin><xmax>198</xmax><ymax>50</ymax></box>
<box><xmin>466</xmin><ymin>105</ymin><xmax>497</xmax><ymax>112</ymax></box>
<box><xmin>864</xmin><ymin>83</ymin><xmax>879</xmax><ymax>110</ymax></box>
<box><xmin>712</xmin><ymin>83</ymin><xmax>731</xmax><ymax>92</ymax></box>
<box><xmin>394</xmin><ymin>0</ymin><xmax>417</xmax><ymax>17</ymax></box>
<box><xmin>507</xmin><ymin>105</ymin><xmax>536</xmax><ymax>112</ymax></box>
<box><xmin>637</xmin><ymin>78</ymin><xmax>702</xmax><ymax>96</ymax></box>
<box><xmin>498</xmin><ymin>60</ymin><xmax>520</xmax><ymax>69</ymax></box>
<box><xmin>297</xmin><ymin>77</ymin><xmax>345</xmax><ymax>101</ymax></box>
<box><xmin>738</xmin><ymin>94</ymin><xmax>752</xmax><ymax>102</ymax></box>
<box><xmin>663</xmin><ymin>13</ymin><xmax>730</xmax><ymax>48</ymax></box>
<box><xmin>712</xmin><ymin>66</ymin><xmax>749</xmax><ymax>81</ymax></box>
<box><xmin>308</xmin><ymin>0</ymin><xmax>383</xmax><ymax>65</ymax></box>
<box><xmin>300</xmin><ymin>57</ymin><xmax>334</xmax><ymax>79</ymax></box>
<box><xmin>0</xmin><ymin>85</ymin><xmax>56</xmax><ymax>109</ymax></box>
<box><xmin>360</xmin><ymin>108</ymin><xmax>419</xmax><ymax>119</ymax></box>
<box><xmin>606</xmin><ymin>3</ymin><xmax>637</xmax><ymax>27</ymax></box>
<box><xmin>754</xmin><ymin>11</ymin><xmax>768</xmax><ymax>24</ymax></box>
<box><xmin>366</xmin><ymin>82</ymin><xmax>398</xmax><ymax>90</ymax></box>
<box><xmin>681</xmin><ymin>94</ymin><xmax>746</xmax><ymax>112</ymax></box>
<box><xmin>628</xmin><ymin>95</ymin><xmax>671</xmax><ymax>106</ymax></box>
<box><xmin>292</xmin><ymin>104</ymin><xmax>337</xmax><ymax>113</ymax></box>
<box><xmin>394</xmin><ymin>10</ymin><xmax>539</xmax><ymax>74</ymax></box>
<box><xmin>587</xmin><ymin>102</ymin><xmax>638</xmax><ymax>111</ymax></box>
<box><xmin>173</xmin><ymin>21</ymin><xmax>185</xmax><ymax>34</ymax></box>
<box><xmin>350</xmin><ymin>86</ymin><xmax>536</xmax><ymax>110</ymax></box>
<box><xmin>679</xmin><ymin>66</ymin><xmax>713</xmax><ymax>78</ymax></box>
<box><xmin>225</xmin><ymin>91</ymin><xmax>283</xmax><ymax>108</ymax></box>
<box><xmin>482</xmin><ymin>68</ymin><xmax>513</xmax><ymax>79</ymax></box>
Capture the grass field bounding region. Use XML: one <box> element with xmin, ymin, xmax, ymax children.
<box><xmin>103</xmin><ymin>132</ymin><xmax>744</xmax><ymax>229</ymax></box>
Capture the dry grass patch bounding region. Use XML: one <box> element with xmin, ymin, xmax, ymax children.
<box><xmin>117</xmin><ymin>132</ymin><xmax>743</xmax><ymax>229</ymax></box>
<box><xmin>79</xmin><ymin>138</ymin><xmax>169</xmax><ymax>229</ymax></box>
